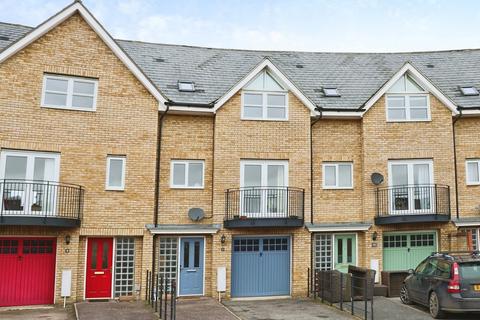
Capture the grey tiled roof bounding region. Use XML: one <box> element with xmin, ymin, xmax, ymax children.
<box><xmin>2</xmin><ymin>21</ymin><xmax>480</xmax><ymax>110</ymax></box>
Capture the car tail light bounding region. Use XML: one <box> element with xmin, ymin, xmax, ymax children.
<box><xmin>447</xmin><ymin>262</ymin><xmax>461</xmax><ymax>293</ymax></box>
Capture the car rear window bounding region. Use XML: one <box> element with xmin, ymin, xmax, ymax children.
<box><xmin>459</xmin><ymin>262</ymin><xmax>480</xmax><ymax>280</ymax></box>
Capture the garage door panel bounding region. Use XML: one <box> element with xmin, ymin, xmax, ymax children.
<box><xmin>0</xmin><ymin>238</ymin><xmax>56</xmax><ymax>307</ymax></box>
<box><xmin>232</xmin><ymin>237</ymin><xmax>290</xmax><ymax>297</ymax></box>
<box><xmin>383</xmin><ymin>232</ymin><xmax>436</xmax><ymax>272</ymax></box>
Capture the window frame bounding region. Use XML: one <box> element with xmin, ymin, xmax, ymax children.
<box><xmin>170</xmin><ymin>160</ymin><xmax>205</xmax><ymax>189</ymax></box>
<box><xmin>386</xmin><ymin>93</ymin><xmax>431</xmax><ymax>122</ymax></box>
<box><xmin>241</xmin><ymin>91</ymin><xmax>289</xmax><ymax>121</ymax></box>
<box><xmin>41</xmin><ymin>74</ymin><xmax>98</xmax><ymax>112</ymax></box>
<box><xmin>466</xmin><ymin>159</ymin><xmax>480</xmax><ymax>185</ymax></box>
<box><xmin>322</xmin><ymin>162</ymin><xmax>354</xmax><ymax>190</ymax></box>
<box><xmin>0</xmin><ymin>149</ymin><xmax>60</xmax><ymax>182</ymax></box>
<box><xmin>105</xmin><ymin>156</ymin><xmax>126</xmax><ymax>191</ymax></box>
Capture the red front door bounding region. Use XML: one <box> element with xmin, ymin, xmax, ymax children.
<box><xmin>0</xmin><ymin>237</ymin><xmax>56</xmax><ymax>307</ymax></box>
<box><xmin>85</xmin><ymin>238</ymin><xmax>113</xmax><ymax>299</ymax></box>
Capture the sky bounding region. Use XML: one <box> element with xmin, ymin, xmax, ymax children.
<box><xmin>1</xmin><ymin>0</ymin><xmax>480</xmax><ymax>53</ymax></box>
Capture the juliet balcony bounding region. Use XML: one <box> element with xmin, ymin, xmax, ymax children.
<box><xmin>375</xmin><ymin>184</ymin><xmax>451</xmax><ymax>225</ymax></box>
<box><xmin>0</xmin><ymin>180</ymin><xmax>84</xmax><ymax>227</ymax></box>
<box><xmin>224</xmin><ymin>187</ymin><xmax>304</xmax><ymax>228</ymax></box>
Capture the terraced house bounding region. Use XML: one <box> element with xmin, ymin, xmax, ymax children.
<box><xmin>1</xmin><ymin>1</ymin><xmax>480</xmax><ymax>306</ymax></box>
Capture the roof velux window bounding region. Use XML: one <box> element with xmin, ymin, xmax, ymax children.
<box><xmin>178</xmin><ymin>81</ymin><xmax>195</xmax><ymax>92</ymax></box>
<box><xmin>460</xmin><ymin>86</ymin><xmax>479</xmax><ymax>96</ymax></box>
<box><xmin>323</xmin><ymin>87</ymin><xmax>340</xmax><ymax>97</ymax></box>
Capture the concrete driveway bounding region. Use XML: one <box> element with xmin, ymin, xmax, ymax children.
<box><xmin>0</xmin><ymin>306</ymin><xmax>75</xmax><ymax>320</ymax></box>
<box><xmin>374</xmin><ymin>297</ymin><xmax>479</xmax><ymax>320</ymax></box>
<box><xmin>223</xmin><ymin>299</ymin><xmax>355</xmax><ymax>320</ymax></box>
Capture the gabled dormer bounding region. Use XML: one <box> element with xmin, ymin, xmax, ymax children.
<box><xmin>241</xmin><ymin>69</ymin><xmax>288</xmax><ymax>121</ymax></box>
<box><xmin>386</xmin><ymin>73</ymin><xmax>430</xmax><ymax>122</ymax></box>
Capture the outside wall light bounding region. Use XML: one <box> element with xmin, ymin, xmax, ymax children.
<box><xmin>372</xmin><ymin>231</ymin><xmax>378</xmax><ymax>241</ymax></box>
<box><xmin>220</xmin><ymin>234</ymin><xmax>226</xmax><ymax>244</ymax></box>
<box><xmin>65</xmin><ymin>235</ymin><xmax>71</xmax><ymax>245</ymax></box>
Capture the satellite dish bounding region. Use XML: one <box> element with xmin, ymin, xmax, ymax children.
<box><xmin>371</xmin><ymin>172</ymin><xmax>384</xmax><ymax>185</ymax></box>
<box><xmin>188</xmin><ymin>208</ymin><xmax>205</xmax><ymax>221</ymax></box>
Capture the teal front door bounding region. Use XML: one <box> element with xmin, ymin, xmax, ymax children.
<box><xmin>334</xmin><ymin>234</ymin><xmax>356</xmax><ymax>273</ymax></box>
<box><xmin>179</xmin><ymin>238</ymin><xmax>204</xmax><ymax>295</ymax></box>
<box><xmin>383</xmin><ymin>232</ymin><xmax>436</xmax><ymax>271</ymax></box>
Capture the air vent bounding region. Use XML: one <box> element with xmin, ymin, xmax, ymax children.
<box><xmin>154</xmin><ymin>58</ymin><xmax>165</xmax><ymax>62</ymax></box>
<box><xmin>296</xmin><ymin>64</ymin><xmax>304</xmax><ymax>68</ymax></box>
<box><xmin>0</xmin><ymin>36</ymin><xmax>9</xmax><ymax>41</ymax></box>
<box><xmin>426</xmin><ymin>64</ymin><xmax>434</xmax><ymax>68</ymax></box>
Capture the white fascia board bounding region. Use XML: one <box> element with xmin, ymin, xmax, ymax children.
<box><xmin>0</xmin><ymin>2</ymin><xmax>167</xmax><ymax>108</ymax></box>
<box><xmin>320</xmin><ymin>111</ymin><xmax>363</xmax><ymax>119</ymax></box>
<box><xmin>214</xmin><ymin>58</ymin><xmax>316</xmax><ymax>113</ymax></box>
<box><xmin>361</xmin><ymin>62</ymin><xmax>458</xmax><ymax>116</ymax></box>
<box><xmin>458</xmin><ymin>109</ymin><xmax>480</xmax><ymax>117</ymax></box>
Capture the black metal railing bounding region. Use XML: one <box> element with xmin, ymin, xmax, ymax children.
<box><xmin>375</xmin><ymin>184</ymin><xmax>450</xmax><ymax>217</ymax></box>
<box><xmin>308</xmin><ymin>267</ymin><xmax>375</xmax><ymax>320</ymax></box>
<box><xmin>146</xmin><ymin>270</ymin><xmax>177</xmax><ymax>320</ymax></box>
<box><xmin>0</xmin><ymin>179</ymin><xmax>84</xmax><ymax>220</ymax></box>
<box><xmin>225</xmin><ymin>186</ymin><xmax>304</xmax><ymax>220</ymax></box>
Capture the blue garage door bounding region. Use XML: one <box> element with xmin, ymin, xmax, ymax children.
<box><xmin>231</xmin><ymin>237</ymin><xmax>290</xmax><ymax>297</ymax></box>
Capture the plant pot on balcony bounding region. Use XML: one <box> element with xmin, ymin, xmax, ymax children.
<box><xmin>289</xmin><ymin>215</ymin><xmax>298</xmax><ymax>219</ymax></box>
<box><xmin>239</xmin><ymin>216</ymin><xmax>248</xmax><ymax>220</ymax></box>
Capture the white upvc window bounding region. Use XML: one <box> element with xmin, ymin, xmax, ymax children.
<box><xmin>106</xmin><ymin>156</ymin><xmax>126</xmax><ymax>191</ymax></box>
<box><xmin>242</xmin><ymin>70</ymin><xmax>288</xmax><ymax>121</ymax></box>
<box><xmin>386</xmin><ymin>74</ymin><xmax>430</xmax><ymax>122</ymax></box>
<box><xmin>170</xmin><ymin>160</ymin><xmax>204</xmax><ymax>189</ymax></box>
<box><xmin>41</xmin><ymin>74</ymin><xmax>98</xmax><ymax>111</ymax></box>
<box><xmin>322</xmin><ymin>162</ymin><xmax>353</xmax><ymax>189</ymax></box>
<box><xmin>466</xmin><ymin>159</ymin><xmax>480</xmax><ymax>185</ymax></box>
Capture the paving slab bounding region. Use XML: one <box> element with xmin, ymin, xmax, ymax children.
<box><xmin>176</xmin><ymin>298</ymin><xmax>239</xmax><ymax>320</ymax></box>
<box><xmin>75</xmin><ymin>301</ymin><xmax>157</xmax><ymax>320</ymax></box>
<box><xmin>0</xmin><ymin>305</ymin><xmax>75</xmax><ymax>320</ymax></box>
<box><xmin>223</xmin><ymin>298</ymin><xmax>355</xmax><ymax>320</ymax></box>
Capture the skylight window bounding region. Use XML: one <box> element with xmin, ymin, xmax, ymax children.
<box><xmin>323</xmin><ymin>87</ymin><xmax>340</xmax><ymax>97</ymax></box>
<box><xmin>460</xmin><ymin>86</ymin><xmax>479</xmax><ymax>96</ymax></box>
<box><xmin>178</xmin><ymin>81</ymin><xmax>195</xmax><ymax>92</ymax></box>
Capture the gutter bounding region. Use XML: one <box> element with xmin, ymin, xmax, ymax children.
<box><xmin>164</xmin><ymin>100</ymin><xmax>215</xmax><ymax>108</ymax></box>
<box><xmin>452</xmin><ymin>107</ymin><xmax>463</xmax><ymax>220</ymax></box>
<box><xmin>316</xmin><ymin>107</ymin><xmax>366</xmax><ymax>112</ymax></box>
<box><xmin>310</xmin><ymin>107</ymin><xmax>323</xmax><ymax>224</ymax></box>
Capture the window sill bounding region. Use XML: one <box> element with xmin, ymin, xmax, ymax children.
<box><xmin>322</xmin><ymin>187</ymin><xmax>354</xmax><ymax>190</ymax></box>
<box><xmin>106</xmin><ymin>187</ymin><xmax>125</xmax><ymax>191</ymax></box>
<box><xmin>466</xmin><ymin>183</ymin><xmax>480</xmax><ymax>186</ymax></box>
<box><xmin>386</xmin><ymin>119</ymin><xmax>431</xmax><ymax>123</ymax></box>
<box><xmin>41</xmin><ymin>104</ymin><xmax>96</xmax><ymax>112</ymax></box>
<box><xmin>170</xmin><ymin>186</ymin><xmax>205</xmax><ymax>190</ymax></box>
<box><xmin>241</xmin><ymin>117</ymin><xmax>289</xmax><ymax>122</ymax></box>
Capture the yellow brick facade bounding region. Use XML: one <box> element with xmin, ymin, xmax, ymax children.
<box><xmin>0</xmin><ymin>14</ymin><xmax>158</xmax><ymax>303</ymax></box>
<box><xmin>2</xmin><ymin>4</ymin><xmax>480</xmax><ymax>307</ymax></box>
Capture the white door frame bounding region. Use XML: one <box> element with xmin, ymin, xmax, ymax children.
<box><xmin>387</xmin><ymin>159</ymin><xmax>434</xmax><ymax>215</ymax></box>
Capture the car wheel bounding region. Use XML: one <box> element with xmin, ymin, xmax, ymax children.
<box><xmin>400</xmin><ymin>285</ymin><xmax>412</xmax><ymax>305</ymax></box>
<box><xmin>429</xmin><ymin>291</ymin><xmax>445</xmax><ymax>319</ymax></box>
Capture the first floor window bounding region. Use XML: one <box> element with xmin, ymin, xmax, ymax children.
<box><xmin>466</xmin><ymin>160</ymin><xmax>480</xmax><ymax>185</ymax></box>
<box><xmin>114</xmin><ymin>237</ymin><xmax>135</xmax><ymax>297</ymax></box>
<box><xmin>322</xmin><ymin>162</ymin><xmax>353</xmax><ymax>189</ymax></box>
<box><xmin>42</xmin><ymin>74</ymin><xmax>97</xmax><ymax>111</ymax></box>
<box><xmin>106</xmin><ymin>156</ymin><xmax>126</xmax><ymax>190</ymax></box>
<box><xmin>170</xmin><ymin>160</ymin><xmax>204</xmax><ymax>189</ymax></box>
<box><xmin>314</xmin><ymin>234</ymin><xmax>333</xmax><ymax>271</ymax></box>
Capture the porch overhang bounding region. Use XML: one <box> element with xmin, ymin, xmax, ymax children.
<box><xmin>305</xmin><ymin>222</ymin><xmax>372</xmax><ymax>233</ymax></box>
<box><xmin>374</xmin><ymin>214</ymin><xmax>450</xmax><ymax>225</ymax></box>
<box><xmin>453</xmin><ymin>218</ymin><xmax>480</xmax><ymax>228</ymax></box>
<box><xmin>146</xmin><ymin>224</ymin><xmax>221</xmax><ymax>235</ymax></box>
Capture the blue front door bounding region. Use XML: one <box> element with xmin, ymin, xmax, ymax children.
<box><xmin>231</xmin><ymin>236</ymin><xmax>290</xmax><ymax>297</ymax></box>
<box><xmin>179</xmin><ymin>238</ymin><xmax>204</xmax><ymax>295</ymax></box>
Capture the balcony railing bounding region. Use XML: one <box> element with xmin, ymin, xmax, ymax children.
<box><xmin>0</xmin><ymin>179</ymin><xmax>84</xmax><ymax>227</ymax></box>
<box><xmin>224</xmin><ymin>187</ymin><xmax>304</xmax><ymax>228</ymax></box>
<box><xmin>375</xmin><ymin>184</ymin><xmax>450</xmax><ymax>225</ymax></box>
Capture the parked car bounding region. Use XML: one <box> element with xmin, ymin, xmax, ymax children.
<box><xmin>400</xmin><ymin>251</ymin><xmax>480</xmax><ymax>318</ymax></box>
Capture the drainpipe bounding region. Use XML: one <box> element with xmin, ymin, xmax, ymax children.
<box><xmin>151</xmin><ymin>102</ymin><xmax>170</xmax><ymax>280</ymax></box>
<box><xmin>452</xmin><ymin>107</ymin><xmax>463</xmax><ymax>220</ymax></box>
<box><xmin>310</xmin><ymin>107</ymin><xmax>323</xmax><ymax>225</ymax></box>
